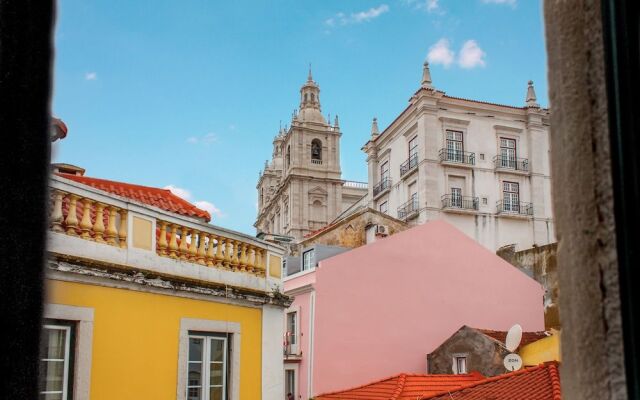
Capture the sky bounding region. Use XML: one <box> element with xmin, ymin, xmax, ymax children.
<box><xmin>52</xmin><ymin>0</ymin><xmax>548</xmax><ymax>235</ymax></box>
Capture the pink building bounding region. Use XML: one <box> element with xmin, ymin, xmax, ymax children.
<box><xmin>283</xmin><ymin>220</ymin><xmax>544</xmax><ymax>400</ymax></box>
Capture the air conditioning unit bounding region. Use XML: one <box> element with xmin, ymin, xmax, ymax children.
<box><xmin>376</xmin><ymin>224</ymin><xmax>389</xmax><ymax>236</ymax></box>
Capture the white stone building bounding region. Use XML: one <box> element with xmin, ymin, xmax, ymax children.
<box><xmin>255</xmin><ymin>70</ymin><xmax>367</xmax><ymax>240</ymax></box>
<box><xmin>362</xmin><ymin>62</ymin><xmax>555</xmax><ymax>251</ymax></box>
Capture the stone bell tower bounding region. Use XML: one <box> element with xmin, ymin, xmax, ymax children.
<box><xmin>255</xmin><ymin>68</ymin><xmax>366</xmax><ymax>240</ymax></box>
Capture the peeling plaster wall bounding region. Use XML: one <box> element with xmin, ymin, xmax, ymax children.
<box><xmin>544</xmin><ymin>1</ymin><xmax>626</xmax><ymax>398</ymax></box>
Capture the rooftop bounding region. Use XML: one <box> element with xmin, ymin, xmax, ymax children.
<box><xmin>477</xmin><ymin>328</ymin><xmax>549</xmax><ymax>348</ymax></box>
<box><xmin>422</xmin><ymin>362</ymin><xmax>561</xmax><ymax>400</ymax></box>
<box><xmin>315</xmin><ymin>372</ymin><xmax>485</xmax><ymax>400</ymax></box>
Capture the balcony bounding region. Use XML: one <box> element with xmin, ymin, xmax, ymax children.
<box><xmin>373</xmin><ymin>177</ymin><xmax>392</xmax><ymax>198</ymax></box>
<box><xmin>493</xmin><ymin>155</ymin><xmax>529</xmax><ymax>174</ymax></box>
<box><xmin>311</xmin><ymin>159</ymin><xmax>323</xmax><ymax>165</ymax></box>
<box><xmin>496</xmin><ymin>200</ymin><xmax>534</xmax><ymax>217</ymax></box>
<box><xmin>400</xmin><ymin>154</ymin><xmax>419</xmax><ymax>178</ymax></box>
<box><xmin>441</xmin><ymin>194</ymin><xmax>479</xmax><ymax>212</ymax></box>
<box><xmin>344</xmin><ymin>180</ymin><xmax>368</xmax><ymax>189</ymax></box>
<box><xmin>438</xmin><ymin>149</ymin><xmax>475</xmax><ymax>167</ymax></box>
<box><xmin>397</xmin><ymin>197</ymin><xmax>420</xmax><ymax>220</ymax></box>
<box><xmin>47</xmin><ymin>174</ymin><xmax>284</xmax><ymax>296</ymax></box>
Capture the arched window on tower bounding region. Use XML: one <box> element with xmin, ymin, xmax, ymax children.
<box><xmin>311</xmin><ymin>93</ymin><xmax>315</xmax><ymax>102</ymax></box>
<box><xmin>304</xmin><ymin>93</ymin><xmax>308</xmax><ymax>102</ymax></box>
<box><xmin>286</xmin><ymin>145</ymin><xmax>291</xmax><ymax>168</ymax></box>
<box><xmin>311</xmin><ymin>139</ymin><xmax>322</xmax><ymax>162</ymax></box>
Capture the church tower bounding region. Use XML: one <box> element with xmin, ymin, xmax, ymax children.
<box><xmin>255</xmin><ymin>69</ymin><xmax>366</xmax><ymax>239</ymax></box>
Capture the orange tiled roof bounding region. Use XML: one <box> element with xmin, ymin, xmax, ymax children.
<box><xmin>315</xmin><ymin>373</ymin><xmax>485</xmax><ymax>400</ymax></box>
<box><xmin>476</xmin><ymin>328</ymin><xmax>549</xmax><ymax>347</ymax></box>
<box><xmin>421</xmin><ymin>362</ymin><xmax>561</xmax><ymax>400</ymax></box>
<box><xmin>57</xmin><ymin>173</ymin><xmax>211</xmax><ymax>222</ymax></box>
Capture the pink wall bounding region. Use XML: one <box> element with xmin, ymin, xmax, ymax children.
<box><xmin>310</xmin><ymin>220</ymin><xmax>544</xmax><ymax>396</ymax></box>
<box><xmin>284</xmin><ymin>271</ymin><xmax>316</xmax><ymax>400</ymax></box>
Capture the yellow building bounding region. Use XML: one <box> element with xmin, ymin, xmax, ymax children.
<box><xmin>41</xmin><ymin>166</ymin><xmax>289</xmax><ymax>400</ymax></box>
<box><xmin>520</xmin><ymin>329</ymin><xmax>561</xmax><ymax>366</ymax></box>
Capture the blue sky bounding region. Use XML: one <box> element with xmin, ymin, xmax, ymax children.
<box><xmin>52</xmin><ymin>0</ymin><xmax>548</xmax><ymax>234</ymax></box>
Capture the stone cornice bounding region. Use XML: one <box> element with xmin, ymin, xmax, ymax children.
<box><xmin>47</xmin><ymin>253</ymin><xmax>292</xmax><ymax>308</ymax></box>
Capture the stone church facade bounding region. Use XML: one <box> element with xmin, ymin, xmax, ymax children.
<box><xmin>255</xmin><ymin>71</ymin><xmax>367</xmax><ymax>240</ymax></box>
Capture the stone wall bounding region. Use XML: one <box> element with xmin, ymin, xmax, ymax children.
<box><xmin>497</xmin><ymin>243</ymin><xmax>559</xmax><ymax>329</ymax></box>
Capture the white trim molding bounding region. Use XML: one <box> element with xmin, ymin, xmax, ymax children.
<box><xmin>262</xmin><ymin>304</ymin><xmax>285</xmax><ymax>400</ymax></box>
<box><xmin>177</xmin><ymin>318</ymin><xmax>241</xmax><ymax>400</ymax></box>
<box><xmin>44</xmin><ymin>303</ymin><xmax>94</xmax><ymax>400</ymax></box>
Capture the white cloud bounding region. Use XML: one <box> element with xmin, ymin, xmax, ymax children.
<box><xmin>427</xmin><ymin>38</ymin><xmax>455</xmax><ymax>68</ymax></box>
<box><xmin>402</xmin><ymin>0</ymin><xmax>442</xmax><ymax>13</ymax></box>
<box><xmin>84</xmin><ymin>72</ymin><xmax>97</xmax><ymax>81</ymax></box>
<box><xmin>458</xmin><ymin>40</ymin><xmax>486</xmax><ymax>69</ymax></box>
<box><xmin>164</xmin><ymin>185</ymin><xmax>224</xmax><ymax>219</ymax></box>
<box><xmin>481</xmin><ymin>0</ymin><xmax>516</xmax><ymax>6</ymax></box>
<box><xmin>194</xmin><ymin>201</ymin><xmax>225</xmax><ymax>218</ymax></box>
<box><xmin>426</xmin><ymin>0</ymin><xmax>439</xmax><ymax>12</ymax></box>
<box><xmin>325</xmin><ymin>5</ymin><xmax>389</xmax><ymax>27</ymax></box>
<box><xmin>186</xmin><ymin>132</ymin><xmax>218</xmax><ymax>145</ymax></box>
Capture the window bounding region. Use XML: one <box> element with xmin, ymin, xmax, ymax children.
<box><xmin>503</xmin><ymin>181</ymin><xmax>520</xmax><ymax>212</ymax></box>
<box><xmin>286</xmin><ymin>145</ymin><xmax>290</xmax><ymax>168</ymax></box>
<box><xmin>311</xmin><ymin>139</ymin><xmax>322</xmax><ymax>161</ymax></box>
<box><xmin>302</xmin><ymin>249</ymin><xmax>314</xmax><ymax>271</ymax></box>
<box><xmin>451</xmin><ymin>187</ymin><xmax>462</xmax><ymax>208</ymax></box>
<box><xmin>187</xmin><ymin>333</ymin><xmax>228</xmax><ymax>400</ymax></box>
<box><xmin>39</xmin><ymin>321</ymin><xmax>74</xmax><ymax>400</ymax></box>
<box><xmin>454</xmin><ymin>356</ymin><xmax>467</xmax><ymax>374</ymax></box>
<box><xmin>408</xmin><ymin>136</ymin><xmax>418</xmax><ymax>159</ymax></box>
<box><xmin>499</xmin><ymin>138</ymin><xmax>517</xmax><ymax>168</ymax></box>
<box><xmin>286</xmin><ymin>312</ymin><xmax>297</xmax><ymax>346</ymax></box>
<box><xmin>446</xmin><ymin>130</ymin><xmax>464</xmax><ymax>162</ymax></box>
<box><xmin>379</xmin><ymin>201</ymin><xmax>388</xmax><ymax>214</ymax></box>
<box><xmin>285</xmin><ymin>369</ymin><xmax>296</xmax><ymax>400</ymax></box>
<box><xmin>380</xmin><ymin>161</ymin><xmax>389</xmax><ymax>182</ymax></box>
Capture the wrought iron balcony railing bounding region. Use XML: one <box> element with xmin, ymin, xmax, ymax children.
<box><xmin>400</xmin><ymin>154</ymin><xmax>419</xmax><ymax>177</ymax></box>
<box><xmin>496</xmin><ymin>200</ymin><xmax>534</xmax><ymax>216</ymax></box>
<box><xmin>373</xmin><ymin>177</ymin><xmax>392</xmax><ymax>197</ymax></box>
<box><xmin>397</xmin><ymin>197</ymin><xmax>419</xmax><ymax>220</ymax></box>
<box><xmin>438</xmin><ymin>149</ymin><xmax>475</xmax><ymax>165</ymax></box>
<box><xmin>441</xmin><ymin>194</ymin><xmax>479</xmax><ymax>210</ymax></box>
<box><xmin>493</xmin><ymin>155</ymin><xmax>529</xmax><ymax>171</ymax></box>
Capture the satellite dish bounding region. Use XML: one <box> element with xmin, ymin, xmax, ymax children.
<box><xmin>505</xmin><ymin>324</ymin><xmax>523</xmax><ymax>352</ymax></box>
<box><xmin>503</xmin><ymin>353</ymin><xmax>523</xmax><ymax>371</ymax></box>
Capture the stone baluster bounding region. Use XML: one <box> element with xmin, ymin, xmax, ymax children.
<box><xmin>79</xmin><ymin>198</ymin><xmax>94</xmax><ymax>239</ymax></box>
<box><xmin>92</xmin><ymin>202</ymin><xmax>106</xmax><ymax>243</ymax></box>
<box><xmin>215</xmin><ymin>236</ymin><xmax>225</xmax><ymax>267</ymax></box>
<box><xmin>257</xmin><ymin>249</ymin><xmax>266</xmax><ymax>275</ymax></box>
<box><xmin>179</xmin><ymin>227</ymin><xmax>189</xmax><ymax>260</ymax></box>
<box><xmin>168</xmin><ymin>224</ymin><xmax>179</xmax><ymax>258</ymax></box>
<box><xmin>64</xmin><ymin>194</ymin><xmax>80</xmax><ymax>235</ymax></box>
<box><xmin>105</xmin><ymin>207</ymin><xmax>118</xmax><ymax>245</ymax></box>
<box><xmin>188</xmin><ymin>229</ymin><xmax>198</xmax><ymax>261</ymax></box>
<box><xmin>196</xmin><ymin>231</ymin><xmax>207</xmax><ymax>265</ymax></box>
<box><xmin>51</xmin><ymin>191</ymin><xmax>65</xmax><ymax>232</ymax></box>
<box><xmin>224</xmin><ymin>239</ymin><xmax>233</xmax><ymax>268</ymax></box>
<box><xmin>206</xmin><ymin>234</ymin><xmax>216</xmax><ymax>266</ymax></box>
<box><xmin>118</xmin><ymin>210</ymin><xmax>128</xmax><ymax>248</ymax></box>
<box><xmin>247</xmin><ymin>246</ymin><xmax>255</xmax><ymax>273</ymax></box>
<box><xmin>157</xmin><ymin>221</ymin><xmax>168</xmax><ymax>255</ymax></box>
<box><xmin>239</xmin><ymin>243</ymin><xmax>248</xmax><ymax>271</ymax></box>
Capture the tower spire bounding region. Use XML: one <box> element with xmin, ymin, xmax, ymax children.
<box><xmin>421</xmin><ymin>61</ymin><xmax>433</xmax><ymax>89</ymax></box>
<box><xmin>526</xmin><ymin>80</ymin><xmax>539</xmax><ymax>107</ymax></box>
<box><xmin>308</xmin><ymin>63</ymin><xmax>313</xmax><ymax>82</ymax></box>
<box><xmin>334</xmin><ymin>114</ymin><xmax>340</xmax><ymax>128</ymax></box>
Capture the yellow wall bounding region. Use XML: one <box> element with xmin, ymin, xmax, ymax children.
<box><xmin>520</xmin><ymin>331</ymin><xmax>561</xmax><ymax>366</ymax></box>
<box><xmin>46</xmin><ymin>279</ymin><xmax>262</xmax><ymax>400</ymax></box>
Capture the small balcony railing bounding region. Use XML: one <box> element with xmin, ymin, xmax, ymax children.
<box><xmin>373</xmin><ymin>177</ymin><xmax>392</xmax><ymax>197</ymax></box>
<box><xmin>493</xmin><ymin>155</ymin><xmax>529</xmax><ymax>172</ymax></box>
<box><xmin>311</xmin><ymin>159</ymin><xmax>323</xmax><ymax>165</ymax></box>
<box><xmin>398</xmin><ymin>197</ymin><xmax>419</xmax><ymax>220</ymax></box>
<box><xmin>441</xmin><ymin>194</ymin><xmax>479</xmax><ymax>210</ymax></box>
<box><xmin>438</xmin><ymin>149</ymin><xmax>475</xmax><ymax>165</ymax></box>
<box><xmin>496</xmin><ymin>201</ymin><xmax>533</xmax><ymax>216</ymax></box>
<box><xmin>400</xmin><ymin>154</ymin><xmax>419</xmax><ymax>177</ymax></box>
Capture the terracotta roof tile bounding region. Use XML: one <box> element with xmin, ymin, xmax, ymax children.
<box><xmin>315</xmin><ymin>372</ymin><xmax>485</xmax><ymax>400</ymax></box>
<box><xmin>422</xmin><ymin>362</ymin><xmax>561</xmax><ymax>400</ymax></box>
<box><xmin>476</xmin><ymin>328</ymin><xmax>549</xmax><ymax>347</ymax></box>
<box><xmin>57</xmin><ymin>173</ymin><xmax>211</xmax><ymax>222</ymax></box>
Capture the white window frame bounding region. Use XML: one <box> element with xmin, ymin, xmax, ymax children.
<box><xmin>452</xmin><ymin>353</ymin><xmax>468</xmax><ymax>374</ymax></box>
<box><xmin>379</xmin><ymin>201</ymin><xmax>388</xmax><ymax>214</ymax></box>
<box><xmin>285</xmin><ymin>308</ymin><xmax>300</xmax><ymax>355</ymax></box>
<box><xmin>43</xmin><ymin>304</ymin><xmax>94</xmax><ymax>400</ymax></box>
<box><xmin>380</xmin><ymin>161</ymin><xmax>389</xmax><ymax>182</ymax></box>
<box><xmin>284</xmin><ymin>364</ymin><xmax>299</xmax><ymax>400</ymax></box>
<box><xmin>503</xmin><ymin>181</ymin><xmax>520</xmax><ymax>212</ymax></box>
<box><xmin>186</xmin><ymin>334</ymin><xmax>228</xmax><ymax>400</ymax></box>
<box><xmin>302</xmin><ymin>249</ymin><xmax>314</xmax><ymax>271</ymax></box>
<box><xmin>40</xmin><ymin>323</ymin><xmax>72</xmax><ymax>399</ymax></box>
<box><xmin>177</xmin><ymin>319</ymin><xmax>241</xmax><ymax>400</ymax></box>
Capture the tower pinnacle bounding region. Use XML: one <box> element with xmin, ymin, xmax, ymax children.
<box><xmin>371</xmin><ymin>117</ymin><xmax>380</xmax><ymax>137</ymax></box>
<box><xmin>526</xmin><ymin>80</ymin><xmax>539</xmax><ymax>108</ymax></box>
<box><xmin>421</xmin><ymin>61</ymin><xmax>433</xmax><ymax>89</ymax></box>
